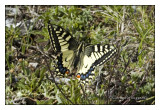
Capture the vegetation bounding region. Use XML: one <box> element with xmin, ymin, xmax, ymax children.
<box><xmin>5</xmin><ymin>6</ymin><xmax>155</xmax><ymax>105</ymax></box>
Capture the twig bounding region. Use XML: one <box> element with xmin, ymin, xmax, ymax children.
<box><xmin>122</xmin><ymin>74</ymin><xmax>146</xmax><ymax>105</ymax></box>
<box><xmin>80</xmin><ymin>84</ymin><xmax>86</xmax><ymax>101</ymax></box>
<box><xmin>105</xmin><ymin>41</ymin><xmax>120</xmax><ymax>104</ymax></box>
<box><xmin>43</xmin><ymin>56</ymin><xmax>74</xmax><ymax>104</ymax></box>
<box><xmin>122</xmin><ymin>61</ymin><xmax>149</xmax><ymax>105</ymax></box>
<box><xmin>105</xmin><ymin>57</ymin><xmax>117</xmax><ymax>104</ymax></box>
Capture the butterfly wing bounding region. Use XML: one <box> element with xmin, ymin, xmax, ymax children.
<box><xmin>48</xmin><ymin>23</ymin><xmax>78</xmax><ymax>76</ymax></box>
<box><xmin>77</xmin><ymin>44</ymin><xmax>116</xmax><ymax>84</ymax></box>
<box><xmin>48</xmin><ymin>23</ymin><xmax>78</xmax><ymax>52</ymax></box>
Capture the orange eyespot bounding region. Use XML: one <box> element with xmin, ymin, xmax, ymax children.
<box><xmin>65</xmin><ymin>70</ymin><xmax>70</xmax><ymax>74</ymax></box>
<box><xmin>76</xmin><ymin>74</ymin><xmax>81</xmax><ymax>78</ymax></box>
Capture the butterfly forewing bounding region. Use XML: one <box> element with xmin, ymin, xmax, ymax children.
<box><xmin>48</xmin><ymin>23</ymin><xmax>78</xmax><ymax>52</ymax></box>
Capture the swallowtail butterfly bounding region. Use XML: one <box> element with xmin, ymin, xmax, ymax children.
<box><xmin>48</xmin><ymin>22</ymin><xmax>116</xmax><ymax>84</ymax></box>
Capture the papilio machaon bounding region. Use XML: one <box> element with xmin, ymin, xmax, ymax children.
<box><xmin>48</xmin><ymin>22</ymin><xmax>116</xmax><ymax>84</ymax></box>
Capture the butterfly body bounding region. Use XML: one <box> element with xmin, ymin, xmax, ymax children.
<box><xmin>48</xmin><ymin>22</ymin><xmax>116</xmax><ymax>84</ymax></box>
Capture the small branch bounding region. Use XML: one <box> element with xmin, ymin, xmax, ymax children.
<box><xmin>43</xmin><ymin>56</ymin><xmax>74</xmax><ymax>104</ymax></box>
<box><xmin>80</xmin><ymin>84</ymin><xmax>86</xmax><ymax>101</ymax></box>
<box><xmin>122</xmin><ymin>61</ymin><xmax>149</xmax><ymax>105</ymax></box>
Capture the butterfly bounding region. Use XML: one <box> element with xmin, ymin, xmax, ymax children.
<box><xmin>48</xmin><ymin>22</ymin><xmax>116</xmax><ymax>84</ymax></box>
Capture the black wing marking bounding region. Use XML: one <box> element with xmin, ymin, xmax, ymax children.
<box><xmin>90</xmin><ymin>44</ymin><xmax>116</xmax><ymax>67</ymax></box>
